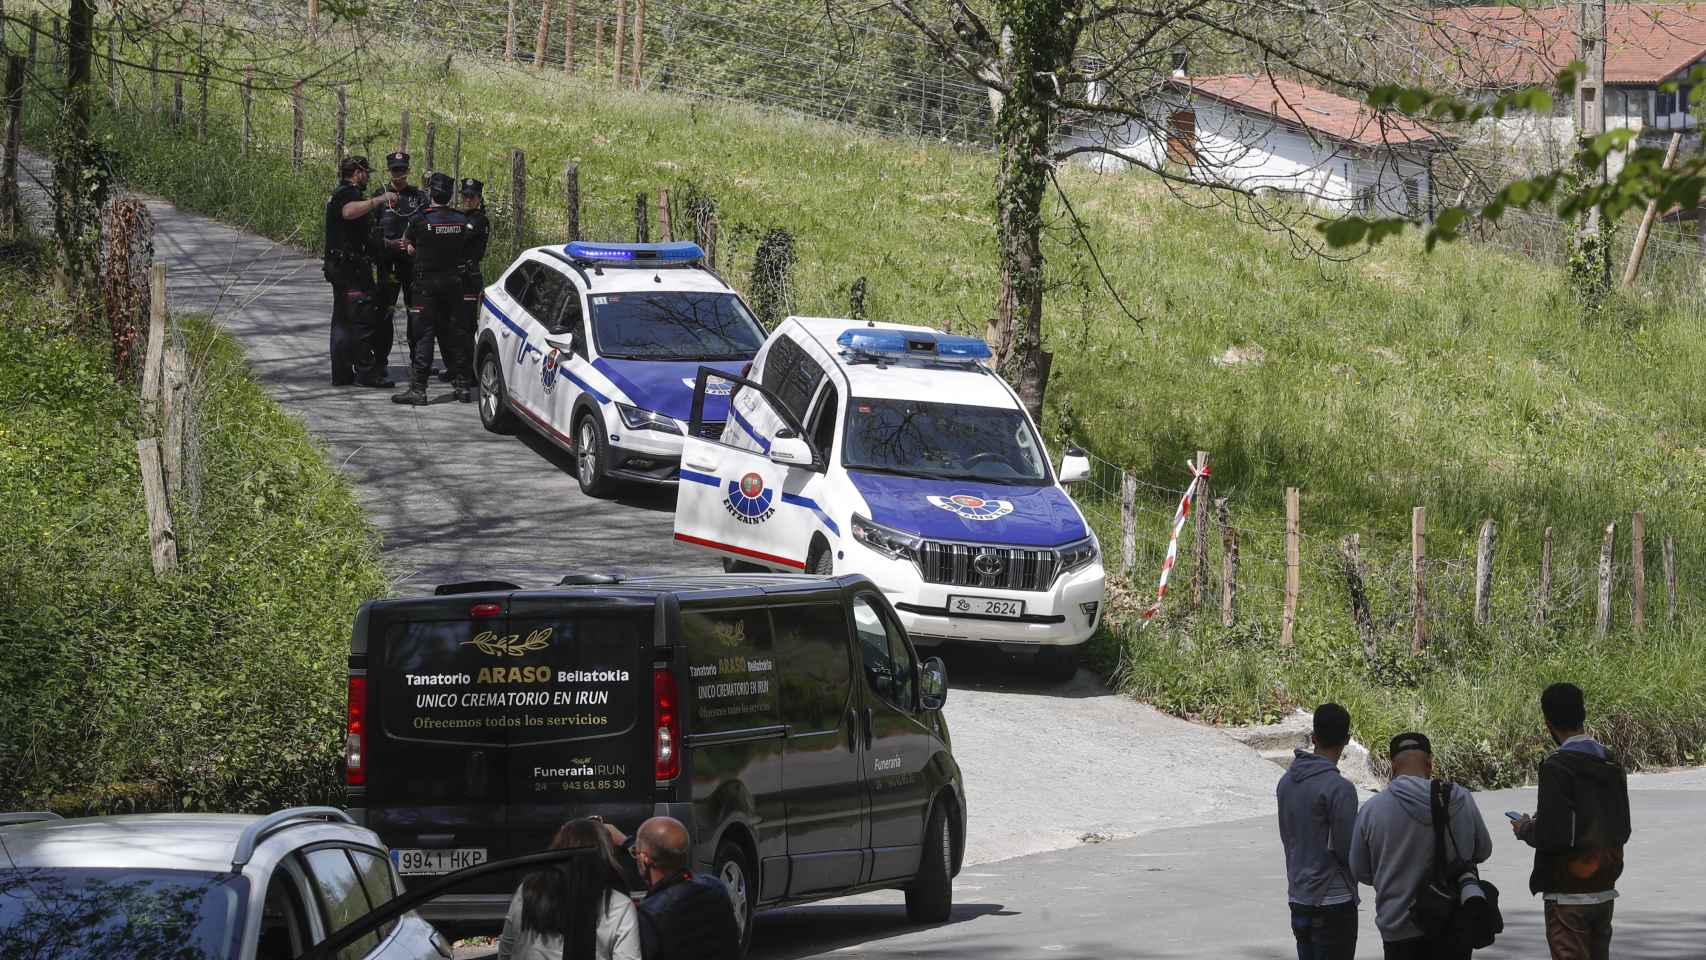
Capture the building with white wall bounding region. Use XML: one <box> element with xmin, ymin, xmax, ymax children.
<box><xmin>1067</xmin><ymin>74</ymin><xmax>1444</xmax><ymax>221</ymax></box>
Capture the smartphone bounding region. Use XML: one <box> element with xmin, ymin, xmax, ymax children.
<box><xmin>1504</xmin><ymin>811</ymin><xmax>1525</xmax><ymax>821</ymax></box>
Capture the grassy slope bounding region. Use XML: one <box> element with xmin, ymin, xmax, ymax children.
<box><xmin>0</xmin><ymin>245</ymin><xmax>386</xmax><ymax>812</ymax></box>
<box><xmin>56</xmin><ymin>45</ymin><xmax>1706</xmax><ymax>785</ymax></box>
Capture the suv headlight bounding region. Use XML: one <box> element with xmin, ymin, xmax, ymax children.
<box><xmin>1057</xmin><ymin>533</ymin><xmax>1100</xmax><ymax>573</ymax></box>
<box><xmin>851</xmin><ymin>514</ymin><xmax>922</xmax><ymax>561</ymax></box>
<box><xmin>616</xmin><ymin>402</ymin><xmax>684</xmax><ymax>435</ymax></box>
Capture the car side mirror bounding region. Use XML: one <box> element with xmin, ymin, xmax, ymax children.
<box><xmin>545</xmin><ymin>334</ymin><xmax>575</xmax><ymax>354</ymax></box>
<box><xmin>919</xmin><ymin>656</ymin><xmax>948</xmax><ymax>711</ymax></box>
<box><xmin>769</xmin><ymin>430</ymin><xmax>814</xmax><ymax>468</ymax></box>
<box><xmin>1059</xmin><ymin>446</ymin><xmax>1091</xmax><ymax>485</ymax></box>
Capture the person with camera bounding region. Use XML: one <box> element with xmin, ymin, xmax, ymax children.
<box><xmin>322</xmin><ymin>154</ymin><xmax>394</xmax><ymax>388</ymax></box>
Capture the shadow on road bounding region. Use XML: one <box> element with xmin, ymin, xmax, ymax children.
<box><xmin>509</xmin><ymin>428</ymin><xmax>679</xmax><ymax>515</ymax></box>
<box><xmin>751</xmin><ymin>901</ymin><xmax>1012</xmax><ymax>960</ymax></box>
<box><xmin>931</xmin><ymin>644</ymin><xmax>1113</xmax><ymax>701</ymax></box>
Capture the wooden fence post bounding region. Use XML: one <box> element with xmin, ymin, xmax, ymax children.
<box><xmin>1120</xmin><ymin>471</ymin><xmax>1137</xmax><ymax>575</ymax></box>
<box><xmin>0</xmin><ymin>55</ymin><xmax>21</xmax><ymax>241</ymax></box>
<box><xmin>1631</xmin><ymin>511</ymin><xmax>1646</xmax><ymax>632</ymax></box>
<box><xmin>334</xmin><ymin>86</ymin><xmax>346</xmax><ymax>162</ymax></box>
<box><xmin>563</xmin><ymin>163</ymin><xmax>581</xmax><ymax>241</ymax></box>
<box><xmin>505</xmin><ymin>0</ymin><xmax>517</xmax><ymax>61</ymax></box>
<box><xmin>240</xmin><ymin>71</ymin><xmax>252</xmax><ymax>157</ymax></box>
<box><xmin>611</xmin><ymin>0</ymin><xmax>625</xmax><ymax>85</ymax></box>
<box><xmin>308</xmin><ymin>0</ymin><xmax>319</xmax><ymax>33</ymax></box>
<box><xmin>291</xmin><ymin>82</ymin><xmax>304</xmax><ymax>171</ymax></box>
<box><xmin>452</xmin><ymin>126</ymin><xmax>461</xmax><ymax>182</ymax></box>
<box><xmin>162</xmin><ymin>346</ymin><xmax>187</xmax><ymax>495</ymax></box>
<box><xmin>106</xmin><ymin>27</ymin><xmax>117</xmax><ymax>107</ymax></box>
<box><xmin>510</xmin><ymin>148</ymin><xmax>526</xmax><ymax>253</ymax></box>
<box><xmin>424</xmin><ymin>121</ymin><xmax>436</xmax><ymax>177</ymax></box>
<box><xmin>657</xmin><ymin>188</ymin><xmax>671</xmax><ymax>242</ymax></box>
<box><xmin>172</xmin><ymin>70</ymin><xmax>183</xmax><ymax>125</ymax></box>
<box><xmin>141</xmin><ymin>264</ymin><xmax>168</xmax><ymax>420</ymax></box>
<box><xmin>49</xmin><ymin>14</ymin><xmax>58</xmax><ymax>70</ymax></box>
<box><xmin>1596</xmin><ymin>522</ymin><xmax>1616</xmax><ymax>639</ymax></box>
<box><xmin>1216</xmin><ymin>497</ymin><xmax>1237</xmax><ymax>628</ymax></box>
<box><xmin>632</xmin><ymin>0</ymin><xmax>644</xmax><ymax>89</ymax></box>
<box><xmin>534</xmin><ymin>0</ymin><xmax>552</xmax><ymax>68</ymax></box>
<box><xmin>25</xmin><ymin>13</ymin><xmax>36</xmax><ymax>76</ymax></box>
<box><xmin>399</xmin><ymin>108</ymin><xmax>410</xmax><ymax>155</ymax></box>
<box><xmin>703</xmin><ymin>212</ymin><xmax>718</xmax><ymax>269</ymax></box>
<box><xmin>1192</xmin><ymin>451</ymin><xmax>1210</xmax><ymax>613</ymax></box>
<box><xmin>594</xmin><ymin>14</ymin><xmax>604</xmax><ymax>74</ymax></box>
<box><xmin>1622</xmin><ymin>132</ymin><xmax>1683</xmax><ymax>286</ymax></box>
<box><xmin>1536</xmin><ymin>525</ymin><xmax>1553</xmax><ymax>627</ymax></box>
<box><xmin>197</xmin><ymin>65</ymin><xmax>207</xmax><ymax>138</ymax></box>
<box><xmin>1474</xmin><ymin>518</ymin><xmax>1498</xmax><ymax>627</ymax></box>
<box><xmin>1411</xmin><ymin>506</ymin><xmax>1427</xmax><ymax>654</ymax></box>
<box><xmin>634</xmin><ymin>191</ymin><xmax>648</xmax><ymax>242</ymax></box>
<box><xmin>564</xmin><ymin>0</ymin><xmax>576</xmax><ymax>74</ymax></box>
<box><xmin>1663</xmin><ymin>533</ymin><xmax>1677</xmax><ymax>625</ymax></box>
<box><xmin>137</xmin><ymin>438</ymin><xmax>178</xmax><ymax>576</ymax></box>
<box><xmin>1281</xmin><ymin>487</ymin><xmax>1299</xmax><ymax>646</ymax></box>
<box><xmin>1340</xmin><ymin>533</ymin><xmax>1377</xmax><ymax>665</ymax></box>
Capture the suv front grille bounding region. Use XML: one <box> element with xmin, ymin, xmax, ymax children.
<box><xmin>916</xmin><ymin>540</ymin><xmax>1059</xmax><ymax>592</ymax></box>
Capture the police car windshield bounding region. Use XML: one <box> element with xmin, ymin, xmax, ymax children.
<box><xmin>590</xmin><ymin>291</ymin><xmax>764</xmax><ymax>361</ymax></box>
<box><xmin>843</xmin><ymin>397</ymin><xmax>1050</xmax><ymax>485</ymax></box>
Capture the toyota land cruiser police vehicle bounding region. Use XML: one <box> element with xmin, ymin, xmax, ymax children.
<box><xmin>672</xmin><ymin>318</ymin><xmax>1105</xmax><ymax>679</ymax></box>
<box><xmin>473</xmin><ymin>241</ymin><xmax>765</xmax><ymax>496</ymax></box>
<box><xmin>345</xmin><ymin>573</ymin><xmax>965</xmax><ymax>953</ymax></box>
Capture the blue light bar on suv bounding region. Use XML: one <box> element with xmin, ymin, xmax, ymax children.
<box><xmin>563</xmin><ymin>241</ymin><xmax>706</xmax><ymax>265</ymax></box>
<box><xmin>836</xmin><ymin>328</ymin><xmax>993</xmax><ymax>362</ymax></box>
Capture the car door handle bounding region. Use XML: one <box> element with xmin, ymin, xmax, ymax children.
<box><xmin>863</xmin><ymin>707</ymin><xmax>874</xmax><ymax>750</ymax></box>
<box><xmin>846</xmin><ymin>709</ymin><xmax>859</xmax><ymax>753</ymax></box>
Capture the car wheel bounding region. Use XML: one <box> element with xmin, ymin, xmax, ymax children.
<box><xmin>574</xmin><ymin>412</ymin><xmax>614</xmax><ymax>498</ymax></box>
<box><xmin>477</xmin><ymin>352</ymin><xmax>517</xmax><ymax>435</ymax></box>
<box><xmin>1035</xmin><ymin>643</ymin><xmax>1082</xmax><ymax>683</ymax></box>
<box><xmin>905</xmin><ymin>800</ymin><xmax>954</xmax><ymax>923</ymax></box>
<box><xmin>808</xmin><ymin>545</ymin><xmax>833</xmax><ymax>575</ymax></box>
<box><xmin>714</xmin><ymin>838</ymin><xmax>756</xmax><ymax>957</ymax></box>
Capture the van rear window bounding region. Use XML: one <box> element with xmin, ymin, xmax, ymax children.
<box><xmin>377</xmin><ymin>612</ymin><xmax>646</xmax><ymax>746</ymax></box>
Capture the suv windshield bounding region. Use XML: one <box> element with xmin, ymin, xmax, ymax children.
<box><xmin>843</xmin><ymin>397</ymin><xmax>1050</xmax><ymax>484</ymax></box>
<box><xmin>590</xmin><ymin>291</ymin><xmax>764</xmax><ymax>361</ymax></box>
<box><xmin>0</xmin><ymin>867</ymin><xmax>243</xmax><ymax>959</ymax></box>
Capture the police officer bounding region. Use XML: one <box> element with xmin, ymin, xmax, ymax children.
<box><xmin>392</xmin><ymin>172</ymin><xmax>473</xmax><ymax>405</ymax></box>
<box><xmin>372</xmin><ymin>151</ymin><xmax>428</xmax><ymax>376</ymax></box>
<box><xmin>323</xmin><ymin>155</ymin><xmax>395</xmax><ymax>388</ymax></box>
<box><xmin>443</xmin><ymin>177</ymin><xmax>489</xmax><ymax>393</ymax></box>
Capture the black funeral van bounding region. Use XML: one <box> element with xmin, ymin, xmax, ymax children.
<box><xmin>345</xmin><ymin>573</ymin><xmax>966</xmax><ymax>949</ymax></box>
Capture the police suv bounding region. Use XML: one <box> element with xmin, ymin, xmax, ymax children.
<box><xmin>473</xmin><ymin>241</ymin><xmax>765</xmax><ymax>496</ymax></box>
<box><xmin>672</xmin><ymin>318</ymin><xmax>1105</xmax><ymax>678</ymax></box>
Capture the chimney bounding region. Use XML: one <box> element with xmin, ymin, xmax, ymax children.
<box><xmin>1170</xmin><ymin>47</ymin><xmax>1188</xmax><ymax>78</ymax></box>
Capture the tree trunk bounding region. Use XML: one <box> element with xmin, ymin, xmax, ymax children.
<box><xmin>53</xmin><ymin>0</ymin><xmax>99</xmax><ymax>323</ymax></box>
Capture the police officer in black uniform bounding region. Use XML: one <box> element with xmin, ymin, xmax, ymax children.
<box><xmin>392</xmin><ymin>172</ymin><xmax>473</xmax><ymax>406</ymax></box>
<box><xmin>372</xmin><ymin>151</ymin><xmax>428</xmax><ymax>377</ymax></box>
<box><xmin>323</xmin><ymin>155</ymin><xmax>395</xmax><ymax>387</ymax></box>
<box><xmin>444</xmin><ymin>177</ymin><xmax>488</xmax><ymax>393</ymax></box>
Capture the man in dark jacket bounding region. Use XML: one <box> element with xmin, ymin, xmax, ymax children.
<box><xmin>393</xmin><ymin>173</ymin><xmax>472</xmax><ymax>405</ymax></box>
<box><xmin>606</xmin><ymin>817</ymin><xmax>742</xmax><ymax>960</ymax></box>
<box><xmin>1277</xmin><ymin>703</ymin><xmax>1360</xmax><ymax>960</ymax></box>
<box><xmin>1512</xmin><ymin>683</ymin><xmax>1631</xmax><ymax>960</ymax></box>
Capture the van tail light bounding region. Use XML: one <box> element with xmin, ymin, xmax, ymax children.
<box><xmin>345</xmin><ymin>676</ymin><xmax>368</xmax><ymax>786</ymax></box>
<box><xmin>470</xmin><ymin>602</ymin><xmax>502</xmax><ymax>618</ymax></box>
<box><xmin>653</xmin><ymin>667</ymin><xmax>680</xmax><ymax>781</ymax></box>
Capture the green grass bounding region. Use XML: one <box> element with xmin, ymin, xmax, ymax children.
<box><xmin>0</xmin><ymin>241</ymin><xmax>386</xmax><ymax>813</ymax></box>
<box><xmin>33</xmin><ymin>33</ymin><xmax>1706</xmax><ymax>786</ymax></box>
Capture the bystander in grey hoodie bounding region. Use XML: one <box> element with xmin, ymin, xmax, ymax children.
<box><xmin>1350</xmin><ymin>775</ymin><xmax>1493</xmax><ymax>942</ymax></box>
<box><xmin>1277</xmin><ymin>749</ymin><xmax>1361</xmax><ymax>906</ymax></box>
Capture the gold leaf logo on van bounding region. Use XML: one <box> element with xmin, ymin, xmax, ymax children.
<box><xmin>462</xmin><ymin>627</ymin><xmax>553</xmax><ymax>657</ymax></box>
<box><xmin>711</xmin><ymin>619</ymin><xmax>746</xmax><ymax>649</ymax></box>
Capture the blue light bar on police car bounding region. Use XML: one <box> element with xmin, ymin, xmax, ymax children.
<box><xmin>836</xmin><ymin>328</ymin><xmax>993</xmax><ymax>362</ymax></box>
<box><xmin>563</xmin><ymin>241</ymin><xmax>705</xmax><ymax>265</ymax></box>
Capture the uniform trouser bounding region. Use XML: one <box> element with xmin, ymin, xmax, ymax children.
<box><xmin>456</xmin><ymin>273</ymin><xmax>482</xmax><ymax>383</ymax></box>
<box><xmin>407</xmin><ymin>274</ymin><xmax>469</xmax><ymax>390</ymax></box>
<box><xmin>327</xmin><ymin>258</ymin><xmax>380</xmax><ymax>384</ymax></box>
<box><xmin>374</xmin><ymin>250</ymin><xmax>415</xmax><ymax>370</ymax></box>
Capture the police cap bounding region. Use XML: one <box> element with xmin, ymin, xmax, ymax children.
<box><xmin>460</xmin><ymin>177</ymin><xmax>483</xmax><ymax>196</ymax></box>
<box><xmin>426</xmin><ymin>171</ymin><xmax>455</xmax><ymax>195</ymax></box>
<box><xmin>386</xmin><ymin>151</ymin><xmax>410</xmax><ymax>170</ymax></box>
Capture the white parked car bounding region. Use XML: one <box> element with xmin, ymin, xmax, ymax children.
<box><xmin>672</xmin><ymin>317</ymin><xmax>1106</xmax><ymax>679</ymax></box>
<box><xmin>473</xmin><ymin>241</ymin><xmax>766</xmax><ymax>496</ymax></box>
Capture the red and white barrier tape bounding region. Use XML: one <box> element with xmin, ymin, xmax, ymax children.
<box><xmin>1141</xmin><ymin>459</ymin><xmax>1210</xmax><ymax>625</ymax></box>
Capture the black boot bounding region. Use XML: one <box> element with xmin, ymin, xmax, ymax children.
<box><xmin>391</xmin><ymin>385</ymin><xmax>429</xmax><ymax>405</ymax></box>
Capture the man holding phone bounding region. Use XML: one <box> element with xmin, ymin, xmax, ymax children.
<box><xmin>1510</xmin><ymin>683</ymin><xmax>1631</xmax><ymax>960</ymax></box>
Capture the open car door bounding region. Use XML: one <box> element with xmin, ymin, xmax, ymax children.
<box><xmin>674</xmin><ymin>367</ymin><xmax>823</xmax><ymax>571</ymax></box>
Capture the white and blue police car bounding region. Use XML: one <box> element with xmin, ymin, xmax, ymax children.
<box><xmin>473</xmin><ymin>241</ymin><xmax>766</xmax><ymax>496</ymax></box>
<box><xmin>672</xmin><ymin>317</ymin><xmax>1105</xmax><ymax>679</ymax></box>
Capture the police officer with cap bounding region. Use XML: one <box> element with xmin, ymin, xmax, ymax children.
<box><xmin>444</xmin><ymin>176</ymin><xmax>488</xmax><ymax>393</ymax></box>
<box><xmin>323</xmin><ymin>154</ymin><xmax>395</xmax><ymax>387</ymax></box>
<box><xmin>393</xmin><ymin>172</ymin><xmax>473</xmax><ymax>405</ymax></box>
<box><xmin>372</xmin><ymin>151</ymin><xmax>427</xmax><ymax>375</ymax></box>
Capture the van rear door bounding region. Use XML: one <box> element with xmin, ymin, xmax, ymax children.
<box><xmin>361</xmin><ymin>594</ymin><xmax>656</xmax><ymax>896</ymax></box>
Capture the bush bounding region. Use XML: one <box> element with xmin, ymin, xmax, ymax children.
<box><xmin>0</xmin><ymin>255</ymin><xmax>385</xmax><ymax>813</ymax></box>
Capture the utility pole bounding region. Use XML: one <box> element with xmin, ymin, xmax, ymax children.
<box><xmin>1576</xmin><ymin>0</ymin><xmax>1608</xmax><ymax>246</ymax></box>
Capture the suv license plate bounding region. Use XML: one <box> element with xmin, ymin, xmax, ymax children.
<box><xmin>392</xmin><ymin>848</ymin><xmax>488</xmax><ymax>875</ymax></box>
<box><xmin>948</xmin><ymin>595</ymin><xmax>1025</xmax><ymax>619</ymax></box>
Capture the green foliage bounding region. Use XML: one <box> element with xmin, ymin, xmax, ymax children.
<box><xmin>0</xmin><ymin>254</ymin><xmax>385</xmax><ymax>813</ymax></box>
